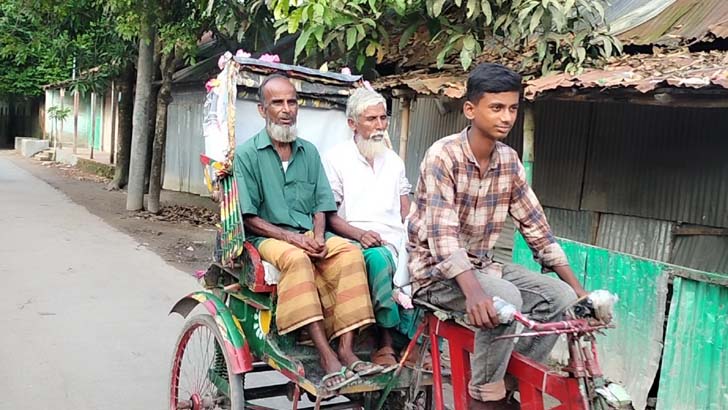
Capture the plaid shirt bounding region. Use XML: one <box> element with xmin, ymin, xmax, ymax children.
<box><xmin>408</xmin><ymin>128</ymin><xmax>568</xmax><ymax>290</ymax></box>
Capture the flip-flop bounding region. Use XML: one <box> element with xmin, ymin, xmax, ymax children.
<box><xmin>347</xmin><ymin>360</ymin><xmax>385</xmax><ymax>377</ymax></box>
<box><xmin>319</xmin><ymin>366</ymin><xmax>359</xmax><ymax>392</ymax></box>
<box><xmin>403</xmin><ymin>348</ymin><xmax>434</xmax><ymax>374</ymax></box>
<box><xmin>371</xmin><ymin>346</ymin><xmax>399</xmax><ymax>374</ymax></box>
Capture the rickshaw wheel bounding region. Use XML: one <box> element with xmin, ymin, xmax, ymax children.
<box><xmin>170</xmin><ymin>314</ymin><xmax>245</xmax><ymax>410</ymax></box>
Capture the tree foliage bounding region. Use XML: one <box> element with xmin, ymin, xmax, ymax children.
<box><xmin>0</xmin><ymin>0</ymin><xmax>133</xmax><ymax>96</ymax></box>
<box><xmin>269</xmin><ymin>0</ymin><xmax>621</xmax><ymax>75</ymax></box>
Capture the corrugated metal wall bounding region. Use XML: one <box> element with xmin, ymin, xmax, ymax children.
<box><xmin>582</xmin><ymin>103</ymin><xmax>728</xmax><ymax>229</ymax></box>
<box><xmin>544</xmin><ymin>207</ymin><xmax>597</xmax><ymax>244</ymax></box>
<box><xmin>595</xmin><ymin>214</ymin><xmax>674</xmax><ymax>263</ymax></box>
<box><xmin>671</xmin><ymin>235</ymin><xmax>728</xmax><ymax>274</ymax></box>
<box><xmin>164</xmin><ymin>88</ymin><xmax>207</xmax><ymax>195</ymax></box>
<box><xmin>657</xmin><ymin>277</ymin><xmax>728</xmax><ymax>410</ymax></box>
<box><xmin>532</xmin><ymin>101</ymin><xmax>592</xmax><ymax>210</ymax></box>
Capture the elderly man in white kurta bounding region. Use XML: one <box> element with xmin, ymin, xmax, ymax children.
<box><xmin>324</xmin><ymin>87</ymin><xmax>417</xmax><ymax>369</ymax></box>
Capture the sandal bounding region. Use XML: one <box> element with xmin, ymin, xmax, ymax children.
<box><xmin>319</xmin><ymin>367</ymin><xmax>359</xmax><ymax>392</ymax></box>
<box><xmin>347</xmin><ymin>360</ymin><xmax>384</xmax><ymax>377</ymax></box>
<box><xmin>371</xmin><ymin>346</ymin><xmax>399</xmax><ymax>373</ymax></box>
<box><xmin>403</xmin><ymin>347</ymin><xmax>434</xmax><ymax>374</ymax></box>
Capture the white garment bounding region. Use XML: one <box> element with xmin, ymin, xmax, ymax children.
<box><xmin>282</xmin><ymin>161</ymin><xmax>289</xmax><ymax>172</ymax></box>
<box><xmin>323</xmin><ymin>139</ymin><xmax>411</xmax><ymax>248</ymax></box>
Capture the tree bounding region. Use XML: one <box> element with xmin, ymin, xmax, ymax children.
<box><xmin>0</xmin><ymin>0</ymin><xmax>133</xmax><ymax>96</ymax></box>
<box><xmin>268</xmin><ymin>0</ymin><xmax>621</xmax><ymax>76</ymax></box>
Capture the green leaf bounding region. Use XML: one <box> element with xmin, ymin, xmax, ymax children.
<box><xmin>602</xmin><ymin>36</ymin><xmax>612</xmax><ymax>57</ymax></box>
<box><xmin>313</xmin><ymin>3</ymin><xmax>325</xmax><ymax>21</ymax></box>
<box><xmin>294</xmin><ymin>27</ymin><xmax>313</xmax><ymax>59</ymax></box>
<box><xmin>399</xmin><ymin>23</ymin><xmax>419</xmax><ymax>49</ymax></box>
<box><xmin>549</xmin><ymin>5</ymin><xmax>565</xmax><ymax>30</ymax></box>
<box><xmin>366</xmin><ymin>42</ymin><xmax>377</xmax><ymax>56</ymax></box>
<box><xmin>368</xmin><ymin>0</ymin><xmax>378</xmax><ymax>13</ymax></box>
<box><xmin>432</xmin><ymin>0</ymin><xmax>446</xmax><ymax>16</ymax></box>
<box><xmin>536</xmin><ymin>39</ymin><xmax>547</xmax><ymax>60</ymax></box>
<box><xmin>529</xmin><ymin>6</ymin><xmax>544</xmax><ymax>34</ymax></box>
<box><xmin>288</xmin><ymin>9</ymin><xmax>302</xmax><ymax>33</ymax></box>
<box><xmin>460</xmin><ymin>47</ymin><xmax>473</xmax><ymax>69</ymax></box>
<box><xmin>481</xmin><ymin>0</ymin><xmax>493</xmax><ymax>24</ymax></box>
<box><xmin>494</xmin><ymin>14</ymin><xmax>508</xmax><ymax>31</ymax></box>
<box><xmin>436</xmin><ymin>41</ymin><xmax>455</xmax><ymax>67</ymax></box>
<box><xmin>466</xmin><ymin>0</ymin><xmax>480</xmax><ymax>18</ymax></box>
<box><xmin>576</xmin><ymin>46</ymin><xmax>586</xmax><ymax>63</ymax></box>
<box><xmin>346</xmin><ymin>27</ymin><xmax>357</xmax><ymax>50</ymax></box>
<box><xmin>564</xmin><ymin>0</ymin><xmax>575</xmax><ymax>13</ymax></box>
<box><xmin>462</xmin><ymin>34</ymin><xmax>476</xmax><ymax>50</ymax></box>
<box><xmin>356</xmin><ymin>24</ymin><xmax>366</xmax><ymax>41</ymax></box>
<box><xmin>361</xmin><ymin>18</ymin><xmax>376</xmax><ymax>27</ymax></box>
<box><xmin>356</xmin><ymin>54</ymin><xmax>366</xmax><ymax>70</ymax></box>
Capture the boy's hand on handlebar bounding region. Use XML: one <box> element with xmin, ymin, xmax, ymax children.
<box><xmin>455</xmin><ymin>271</ymin><xmax>500</xmax><ymax>328</ymax></box>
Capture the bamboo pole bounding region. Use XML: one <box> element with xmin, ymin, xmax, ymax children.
<box><xmin>73</xmin><ymin>91</ymin><xmax>79</xmax><ymax>154</ymax></box>
<box><xmin>397</xmin><ymin>97</ymin><xmax>411</xmax><ymax>162</ymax></box>
<box><xmin>90</xmin><ymin>92</ymin><xmax>96</xmax><ymax>159</ymax></box>
<box><xmin>109</xmin><ymin>82</ymin><xmax>117</xmax><ymax>164</ymax></box>
<box><xmin>522</xmin><ymin>104</ymin><xmax>535</xmax><ymax>185</ymax></box>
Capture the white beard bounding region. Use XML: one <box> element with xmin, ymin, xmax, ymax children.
<box><xmin>356</xmin><ymin>131</ymin><xmax>388</xmax><ymax>160</ymax></box>
<box><xmin>267</xmin><ymin>120</ymin><xmax>298</xmax><ymax>143</ymax></box>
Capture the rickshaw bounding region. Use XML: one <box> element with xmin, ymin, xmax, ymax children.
<box><xmin>167</xmin><ymin>56</ymin><xmax>633</xmax><ymax>410</ymax></box>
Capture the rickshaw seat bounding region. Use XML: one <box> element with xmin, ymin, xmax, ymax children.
<box><xmin>241</xmin><ymin>242</ymin><xmax>277</xmax><ymax>293</ymax></box>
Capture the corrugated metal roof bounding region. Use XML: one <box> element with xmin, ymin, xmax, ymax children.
<box><xmin>620</xmin><ymin>0</ymin><xmax>728</xmax><ymax>45</ymax></box>
<box><xmin>595</xmin><ymin>214</ymin><xmax>674</xmax><ymax>262</ymax></box>
<box><xmin>606</xmin><ymin>0</ymin><xmax>676</xmax><ymax>34</ymax></box>
<box><xmin>657</xmin><ymin>276</ymin><xmax>728</xmax><ymax>410</ymax></box>
<box><xmin>525</xmin><ymin>50</ymin><xmax>728</xmax><ymax>99</ymax></box>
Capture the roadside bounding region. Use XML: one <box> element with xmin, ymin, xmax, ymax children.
<box><xmin>2</xmin><ymin>150</ymin><xmax>218</xmax><ymax>275</ymax></box>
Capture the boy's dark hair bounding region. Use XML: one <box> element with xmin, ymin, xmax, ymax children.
<box><xmin>465</xmin><ymin>63</ymin><xmax>522</xmax><ymax>103</ymax></box>
<box><xmin>257</xmin><ymin>73</ymin><xmax>291</xmax><ymax>105</ymax></box>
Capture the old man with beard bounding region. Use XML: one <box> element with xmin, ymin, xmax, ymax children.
<box><xmin>233</xmin><ymin>75</ymin><xmax>382</xmax><ymax>392</ymax></box>
<box><xmin>324</xmin><ymin>88</ymin><xmax>422</xmax><ymax>371</ymax></box>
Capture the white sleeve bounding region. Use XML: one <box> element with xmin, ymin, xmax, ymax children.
<box><xmin>397</xmin><ymin>160</ymin><xmax>412</xmax><ymax>196</ymax></box>
<box><xmin>322</xmin><ymin>153</ymin><xmax>344</xmax><ymax>204</ymax></box>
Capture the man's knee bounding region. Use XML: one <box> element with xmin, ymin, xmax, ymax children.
<box><xmin>474</xmin><ymin>273</ymin><xmax>523</xmax><ymax>311</ymax></box>
<box><xmin>551</xmin><ymin>279</ymin><xmax>578</xmax><ymax>311</ymax></box>
<box><xmin>278</xmin><ymin>248</ymin><xmax>314</xmax><ymax>273</ymax></box>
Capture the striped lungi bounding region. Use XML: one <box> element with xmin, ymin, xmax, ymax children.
<box><xmin>362</xmin><ymin>246</ymin><xmax>419</xmax><ymax>339</ymax></box>
<box><xmin>257</xmin><ymin>232</ymin><xmax>375</xmax><ymax>339</ymax></box>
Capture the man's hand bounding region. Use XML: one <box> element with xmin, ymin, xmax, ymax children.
<box><xmin>455</xmin><ymin>271</ymin><xmax>500</xmax><ymax>328</ymax></box>
<box><xmin>359</xmin><ymin>230</ymin><xmax>383</xmax><ymax>248</ymax></box>
<box><xmin>285</xmin><ymin>232</ymin><xmax>321</xmax><ymax>255</ymax></box>
<box><xmin>307</xmin><ymin>235</ymin><xmax>328</xmax><ymax>259</ymax></box>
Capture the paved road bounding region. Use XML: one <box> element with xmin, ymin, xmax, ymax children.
<box><xmin>0</xmin><ymin>156</ymin><xmax>200</xmax><ymax>409</ymax></box>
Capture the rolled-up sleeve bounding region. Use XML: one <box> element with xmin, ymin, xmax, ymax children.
<box><xmin>422</xmin><ymin>152</ymin><xmax>473</xmax><ymax>280</ymax></box>
<box><xmin>398</xmin><ymin>161</ymin><xmax>412</xmax><ymax>196</ymax></box>
<box><xmin>508</xmin><ymin>159</ymin><xmax>568</xmax><ymax>269</ymax></box>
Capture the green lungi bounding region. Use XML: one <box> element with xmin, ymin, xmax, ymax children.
<box><xmin>362</xmin><ymin>246</ymin><xmax>419</xmax><ymax>339</ymax></box>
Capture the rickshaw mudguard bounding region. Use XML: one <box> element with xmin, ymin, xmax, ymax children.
<box><xmin>170</xmin><ymin>291</ymin><xmax>254</xmax><ymax>374</ymax></box>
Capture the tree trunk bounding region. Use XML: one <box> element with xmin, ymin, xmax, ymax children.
<box><xmin>125</xmin><ymin>24</ymin><xmax>156</xmax><ymax>211</ymax></box>
<box><xmin>147</xmin><ymin>50</ymin><xmax>179</xmax><ymax>214</ymax></box>
<box><xmin>144</xmin><ymin>38</ymin><xmax>163</xmax><ymax>194</ymax></box>
<box><xmin>107</xmin><ymin>63</ymin><xmax>135</xmax><ymax>191</ymax></box>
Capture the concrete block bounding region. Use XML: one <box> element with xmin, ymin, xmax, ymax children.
<box><xmin>54</xmin><ymin>148</ymin><xmax>78</xmax><ymax>166</ymax></box>
<box><xmin>14</xmin><ymin>137</ymin><xmax>24</xmax><ymax>151</ymax></box>
<box><xmin>19</xmin><ymin>138</ymin><xmax>49</xmax><ymax>158</ymax></box>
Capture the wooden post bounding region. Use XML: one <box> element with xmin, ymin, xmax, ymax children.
<box><xmin>90</xmin><ymin>92</ymin><xmax>96</xmax><ymax>159</ymax></box>
<box><xmin>398</xmin><ymin>97</ymin><xmax>411</xmax><ymax>162</ymax></box>
<box><xmin>109</xmin><ymin>82</ymin><xmax>117</xmax><ymax>165</ymax></box>
<box><xmin>59</xmin><ymin>88</ymin><xmax>65</xmax><ymax>149</ymax></box>
<box><xmin>522</xmin><ymin>103</ymin><xmax>535</xmax><ymax>185</ymax></box>
<box><xmin>73</xmin><ymin>90</ymin><xmax>79</xmax><ymax>154</ymax></box>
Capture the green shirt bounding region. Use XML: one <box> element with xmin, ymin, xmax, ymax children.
<box><xmin>234</xmin><ymin>129</ymin><xmax>337</xmax><ymax>246</ymax></box>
